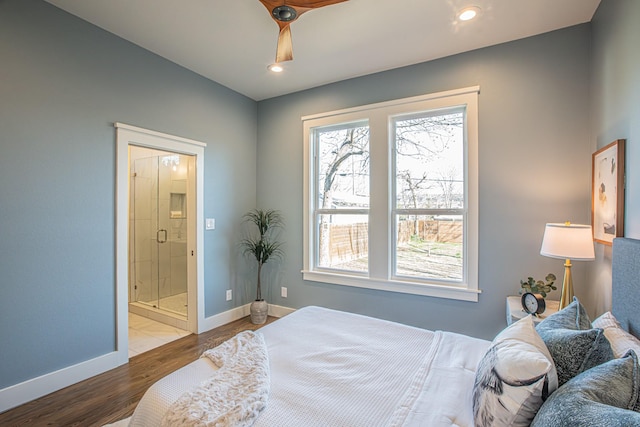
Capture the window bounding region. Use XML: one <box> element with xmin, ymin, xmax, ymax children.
<box><xmin>392</xmin><ymin>109</ymin><xmax>464</xmax><ymax>281</ymax></box>
<box><xmin>302</xmin><ymin>87</ymin><xmax>479</xmax><ymax>301</ymax></box>
<box><xmin>315</xmin><ymin>122</ymin><xmax>370</xmax><ymax>272</ymax></box>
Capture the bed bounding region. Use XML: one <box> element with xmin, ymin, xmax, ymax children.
<box><xmin>127</xmin><ymin>306</ymin><xmax>489</xmax><ymax>426</ymax></box>
<box><xmin>119</xmin><ymin>237</ymin><xmax>640</xmax><ymax>427</ymax></box>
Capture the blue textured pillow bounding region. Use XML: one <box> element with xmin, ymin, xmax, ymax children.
<box><xmin>537</xmin><ymin>297</ymin><xmax>613</xmax><ymax>386</ymax></box>
<box><xmin>537</xmin><ymin>297</ymin><xmax>591</xmax><ymax>330</ymax></box>
<box><xmin>531</xmin><ymin>350</ymin><xmax>640</xmax><ymax>426</ymax></box>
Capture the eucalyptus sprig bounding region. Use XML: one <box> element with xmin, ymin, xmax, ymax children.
<box><xmin>519</xmin><ymin>273</ymin><xmax>557</xmax><ymax>297</ymax></box>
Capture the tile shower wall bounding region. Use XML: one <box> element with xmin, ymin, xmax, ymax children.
<box><xmin>129</xmin><ymin>151</ymin><xmax>188</xmax><ymax>307</ymax></box>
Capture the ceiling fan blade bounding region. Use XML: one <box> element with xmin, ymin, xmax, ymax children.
<box><xmin>258</xmin><ymin>0</ymin><xmax>285</xmax><ymax>14</ymax></box>
<box><xmin>259</xmin><ymin>0</ymin><xmax>348</xmax><ymax>12</ymax></box>
<box><xmin>259</xmin><ymin>0</ymin><xmax>347</xmax><ymax>24</ymax></box>
<box><xmin>276</xmin><ymin>24</ymin><xmax>294</xmax><ymax>62</ymax></box>
<box><xmin>286</xmin><ymin>0</ymin><xmax>348</xmax><ymax>9</ymax></box>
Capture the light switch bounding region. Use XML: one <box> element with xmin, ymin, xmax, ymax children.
<box><xmin>206</xmin><ymin>218</ymin><xmax>215</xmax><ymax>230</ymax></box>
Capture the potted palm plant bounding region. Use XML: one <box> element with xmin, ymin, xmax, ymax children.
<box><xmin>241</xmin><ymin>209</ymin><xmax>284</xmax><ymax>324</ymax></box>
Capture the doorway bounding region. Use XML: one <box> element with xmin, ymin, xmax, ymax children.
<box><xmin>128</xmin><ymin>147</ymin><xmax>192</xmax><ymax>327</ymax></box>
<box><xmin>115</xmin><ymin>123</ymin><xmax>206</xmax><ymax>364</ymax></box>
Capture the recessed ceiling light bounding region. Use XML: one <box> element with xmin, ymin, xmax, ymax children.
<box><xmin>268</xmin><ymin>63</ymin><xmax>284</xmax><ymax>73</ymax></box>
<box><xmin>458</xmin><ymin>6</ymin><xmax>481</xmax><ymax>21</ymax></box>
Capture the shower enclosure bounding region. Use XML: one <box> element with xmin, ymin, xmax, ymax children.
<box><xmin>128</xmin><ymin>146</ymin><xmax>192</xmax><ymax>324</ymax></box>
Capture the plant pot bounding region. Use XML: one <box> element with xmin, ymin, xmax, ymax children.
<box><xmin>250</xmin><ymin>299</ymin><xmax>268</xmax><ymax>325</ymax></box>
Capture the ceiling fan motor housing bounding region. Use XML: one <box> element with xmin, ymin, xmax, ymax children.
<box><xmin>272</xmin><ymin>5</ymin><xmax>297</xmax><ymax>22</ymax></box>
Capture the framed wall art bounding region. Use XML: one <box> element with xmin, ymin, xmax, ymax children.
<box><xmin>592</xmin><ymin>139</ymin><xmax>625</xmax><ymax>245</ymax></box>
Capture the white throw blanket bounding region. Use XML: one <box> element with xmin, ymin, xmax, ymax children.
<box><xmin>160</xmin><ymin>331</ymin><xmax>270</xmax><ymax>427</ymax></box>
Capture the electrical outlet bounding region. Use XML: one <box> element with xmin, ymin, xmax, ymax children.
<box><xmin>281</xmin><ymin>287</ymin><xmax>287</xmax><ymax>298</ymax></box>
<box><xmin>226</xmin><ymin>289</ymin><xmax>232</xmax><ymax>301</ymax></box>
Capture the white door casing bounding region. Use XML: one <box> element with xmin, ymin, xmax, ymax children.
<box><xmin>115</xmin><ymin>122</ymin><xmax>206</xmax><ymax>365</ymax></box>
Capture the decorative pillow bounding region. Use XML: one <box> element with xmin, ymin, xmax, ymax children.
<box><xmin>531</xmin><ymin>350</ymin><xmax>640</xmax><ymax>426</ymax></box>
<box><xmin>537</xmin><ymin>297</ymin><xmax>613</xmax><ymax>386</ymax></box>
<box><xmin>593</xmin><ymin>311</ymin><xmax>640</xmax><ymax>358</ymax></box>
<box><xmin>473</xmin><ymin>316</ymin><xmax>558</xmax><ymax>427</ymax></box>
<box><xmin>537</xmin><ymin>296</ymin><xmax>591</xmax><ymax>330</ymax></box>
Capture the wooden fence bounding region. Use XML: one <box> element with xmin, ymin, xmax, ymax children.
<box><xmin>321</xmin><ymin>219</ymin><xmax>462</xmax><ymax>264</ymax></box>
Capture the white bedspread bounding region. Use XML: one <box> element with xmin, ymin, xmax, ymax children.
<box><xmin>129</xmin><ymin>306</ymin><xmax>489</xmax><ymax>427</ymax></box>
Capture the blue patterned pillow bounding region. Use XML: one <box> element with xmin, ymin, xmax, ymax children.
<box><xmin>537</xmin><ymin>297</ymin><xmax>591</xmax><ymax>330</ymax></box>
<box><xmin>537</xmin><ymin>297</ymin><xmax>613</xmax><ymax>386</ymax></box>
<box><xmin>531</xmin><ymin>350</ymin><xmax>640</xmax><ymax>426</ymax></box>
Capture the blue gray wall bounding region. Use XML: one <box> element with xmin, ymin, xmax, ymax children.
<box><xmin>0</xmin><ymin>0</ymin><xmax>257</xmax><ymax>389</ymax></box>
<box><xmin>587</xmin><ymin>0</ymin><xmax>640</xmax><ymax>314</ymax></box>
<box><xmin>257</xmin><ymin>24</ymin><xmax>593</xmax><ymax>340</ymax></box>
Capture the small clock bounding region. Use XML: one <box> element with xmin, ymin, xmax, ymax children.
<box><xmin>521</xmin><ymin>292</ymin><xmax>546</xmax><ymax>315</ymax></box>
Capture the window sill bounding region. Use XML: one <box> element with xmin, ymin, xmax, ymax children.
<box><xmin>301</xmin><ymin>270</ymin><xmax>480</xmax><ymax>302</ymax></box>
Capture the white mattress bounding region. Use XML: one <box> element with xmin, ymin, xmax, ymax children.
<box><xmin>129</xmin><ymin>306</ymin><xmax>490</xmax><ymax>427</ymax></box>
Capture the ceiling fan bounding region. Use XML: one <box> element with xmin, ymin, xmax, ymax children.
<box><xmin>258</xmin><ymin>0</ymin><xmax>349</xmax><ymax>64</ymax></box>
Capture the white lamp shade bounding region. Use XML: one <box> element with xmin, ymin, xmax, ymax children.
<box><xmin>540</xmin><ymin>223</ymin><xmax>595</xmax><ymax>261</ymax></box>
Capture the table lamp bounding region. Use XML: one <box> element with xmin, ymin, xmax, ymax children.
<box><xmin>540</xmin><ymin>222</ymin><xmax>595</xmax><ymax>309</ymax></box>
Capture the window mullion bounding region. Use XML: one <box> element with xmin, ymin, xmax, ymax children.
<box><xmin>316</xmin><ymin>209</ymin><xmax>369</xmax><ymax>215</ymax></box>
<box><xmin>395</xmin><ymin>209</ymin><xmax>465</xmax><ymax>216</ymax></box>
<box><xmin>367</xmin><ymin>111</ymin><xmax>390</xmax><ymax>280</ymax></box>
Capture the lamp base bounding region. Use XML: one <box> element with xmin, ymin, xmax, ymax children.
<box><xmin>558</xmin><ymin>259</ymin><xmax>573</xmax><ymax>310</ymax></box>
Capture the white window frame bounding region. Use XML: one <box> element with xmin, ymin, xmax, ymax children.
<box><xmin>302</xmin><ymin>87</ymin><xmax>480</xmax><ymax>302</ymax></box>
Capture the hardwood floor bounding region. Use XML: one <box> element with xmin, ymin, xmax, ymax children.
<box><xmin>0</xmin><ymin>315</ymin><xmax>277</xmax><ymax>427</ymax></box>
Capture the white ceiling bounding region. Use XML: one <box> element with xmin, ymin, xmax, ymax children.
<box><xmin>46</xmin><ymin>0</ymin><xmax>601</xmax><ymax>101</ymax></box>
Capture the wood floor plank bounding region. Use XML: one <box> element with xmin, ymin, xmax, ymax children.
<box><xmin>0</xmin><ymin>315</ymin><xmax>276</xmax><ymax>427</ymax></box>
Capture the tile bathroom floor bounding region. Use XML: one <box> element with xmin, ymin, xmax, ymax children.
<box><xmin>128</xmin><ymin>312</ymin><xmax>191</xmax><ymax>358</ymax></box>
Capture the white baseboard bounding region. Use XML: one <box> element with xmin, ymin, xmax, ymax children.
<box><xmin>1</xmin><ymin>303</ymin><xmax>296</xmax><ymax>414</ymax></box>
<box><xmin>197</xmin><ymin>304</ymin><xmax>251</xmax><ymax>332</ymax></box>
<box><xmin>198</xmin><ymin>302</ymin><xmax>295</xmax><ymax>332</ymax></box>
<box><xmin>0</xmin><ymin>351</ymin><xmax>124</xmax><ymax>414</ymax></box>
<box><xmin>268</xmin><ymin>303</ymin><xmax>296</xmax><ymax>318</ymax></box>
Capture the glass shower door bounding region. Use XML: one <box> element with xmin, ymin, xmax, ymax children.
<box><xmin>130</xmin><ymin>150</ymin><xmax>189</xmax><ymax>317</ymax></box>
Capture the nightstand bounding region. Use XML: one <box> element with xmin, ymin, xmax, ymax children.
<box><xmin>506</xmin><ymin>296</ymin><xmax>560</xmax><ymax>325</ymax></box>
